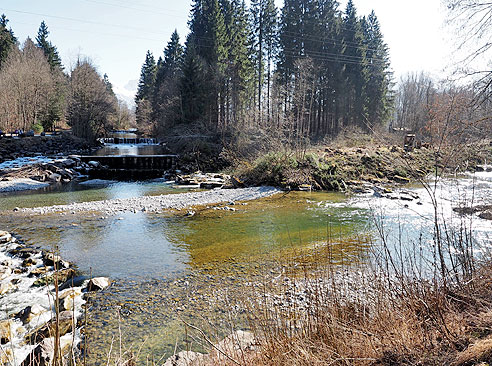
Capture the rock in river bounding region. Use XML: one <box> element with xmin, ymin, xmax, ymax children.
<box><xmin>86</xmin><ymin>277</ymin><xmax>111</xmax><ymax>291</ymax></box>
<box><xmin>26</xmin><ymin>311</ymin><xmax>75</xmax><ymax>345</ymax></box>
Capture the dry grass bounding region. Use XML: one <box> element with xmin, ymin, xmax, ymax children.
<box><xmin>239</xmin><ymin>257</ymin><xmax>492</xmax><ymax>366</ymax></box>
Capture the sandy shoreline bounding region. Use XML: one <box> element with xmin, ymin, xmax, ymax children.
<box><xmin>20</xmin><ymin>186</ymin><xmax>282</xmax><ymax>215</ymax></box>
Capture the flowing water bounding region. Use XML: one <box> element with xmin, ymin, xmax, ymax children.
<box><xmin>1</xmin><ymin>141</ymin><xmax>491</xmax><ymax>364</ymax></box>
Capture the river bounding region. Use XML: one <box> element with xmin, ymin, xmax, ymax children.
<box><xmin>0</xmin><ymin>141</ymin><xmax>490</xmax><ymax>364</ymax></box>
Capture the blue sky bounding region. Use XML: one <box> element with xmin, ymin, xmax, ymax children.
<box><xmin>0</xmin><ymin>0</ymin><xmax>451</xmax><ymax>102</ymax></box>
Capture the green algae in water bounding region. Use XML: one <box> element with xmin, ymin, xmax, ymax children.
<box><xmin>163</xmin><ymin>191</ymin><xmax>371</xmax><ymax>268</ymax></box>
<box><xmin>1</xmin><ymin>190</ymin><xmax>373</xmax><ymax>364</ymax></box>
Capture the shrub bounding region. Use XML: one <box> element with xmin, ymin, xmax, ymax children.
<box><xmin>32</xmin><ymin>122</ymin><xmax>44</xmax><ymax>134</ymax></box>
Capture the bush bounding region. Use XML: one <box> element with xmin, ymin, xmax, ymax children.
<box><xmin>32</xmin><ymin>122</ymin><xmax>44</xmax><ymax>134</ymax></box>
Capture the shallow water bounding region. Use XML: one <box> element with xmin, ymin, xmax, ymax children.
<box><xmin>1</xmin><ymin>171</ymin><xmax>491</xmax><ymax>364</ymax></box>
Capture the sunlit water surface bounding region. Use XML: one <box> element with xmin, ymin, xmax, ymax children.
<box><xmin>0</xmin><ymin>169</ymin><xmax>490</xmax><ymax>364</ymax></box>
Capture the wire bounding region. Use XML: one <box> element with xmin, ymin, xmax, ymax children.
<box><xmin>0</xmin><ymin>8</ymin><xmax>176</xmax><ymax>37</ymax></box>
<box><xmin>80</xmin><ymin>0</ymin><xmax>187</xmax><ymax>19</ymax></box>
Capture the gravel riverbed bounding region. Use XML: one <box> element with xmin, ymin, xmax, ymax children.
<box><xmin>21</xmin><ymin>186</ymin><xmax>282</xmax><ymax>215</ymax></box>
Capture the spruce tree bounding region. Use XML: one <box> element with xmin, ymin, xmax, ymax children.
<box><xmin>185</xmin><ymin>0</ymin><xmax>229</xmax><ymax>129</ymax></box>
<box><xmin>36</xmin><ymin>21</ymin><xmax>63</xmax><ymax>71</ymax></box>
<box><xmin>250</xmin><ymin>0</ymin><xmax>277</xmax><ymax>122</ymax></box>
<box><xmin>362</xmin><ymin>11</ymin><xmax>392</xmax><ymax>127</ymax></box>
<box><xmin>0</xmin><ymin>14</ymin><xmax>17</xmax><ymax>69</ymax></box>
<box><xmin>180</xmin><ymin>46</ymin><xmax>207</xmax><ymax>124</ymax></box>
<box><xmin>342</xmin><ymin>0</ymin><xmax>368</xmax><ymax>128</ymax></box>
<box><xmin>103</xmin><ymin>73</ymin><xmax>115</xmax><ymax>95</ymax></box>
<box><xmin>153</xmin><ymin>30</ymin><xmax>184</xmax><ymax>132</ymax></box>
<box><xmin>135</xmin><ymin>51</ymin><xmax>157</xmax><ymax>128</ymax></box>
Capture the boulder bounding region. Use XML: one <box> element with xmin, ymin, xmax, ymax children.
<box><xmin>393</xmin><ymin>175</ymin><xmax>410</xmax><ymax>184</ymax></box>
<box><xmin>48</xmin><ymin>173</ymin><xmax>62</xmax><ymax>182</ymax></box>
<box><xmin>42</xmin><ymin>252</ymin><xmax>70</xmax><ymax>269</ymax></box>
<box><xmin>59</xmin><ymin>275</ymin><xmax>89</xmax><ymax>291</ymax></box>
<box><xmin>9</xmin><ymin>246</ymin><xmax>39</xmax><ymax>259</ymax></box>
<box><xmin>26</xmin><ymin>311</ymin><xmax>74</xmax><ymax>345</ymax></box>
<box><xmin>86</xmin><ymin>277</ymin><xmax>111</xmax><ymax>291</ymax></box>
<box><xmin>22</xmin><ymin>257</ymin><xmax>37</xmax><ymax>267</ymax></box>
<box><xmin>32</xmin><ymin>268</ymin><xmax>76</xmax><ymax>287</ymax></box>
<box><xmin>29</xmin><ymin>266</ymin><xmax>50</xmax><ymax>277</ymax></box>
<box><xmin>58</xmin><ymin>288</ymin><xmax>82</xmax><ymax>311</ymax></box>
<box><xmin>215</xmin><ymin>330</ymin><xmax>256</xmax><ymax>353</ymax></box>
<box><xmin>479</xmin><ymin>210</ymin><xmax>492</xmax><ymax>220</ymax></box>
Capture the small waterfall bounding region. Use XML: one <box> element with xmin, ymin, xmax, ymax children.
<box><xmin>99</xmin><ymin>137</ymin><xmax>157</xmax><ymax>145</ymax></box>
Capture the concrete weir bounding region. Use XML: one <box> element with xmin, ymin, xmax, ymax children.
<box><xmin>80</xmin><ymin>155</ymin><xmax>177</xmax><ymax>180</ymax></box>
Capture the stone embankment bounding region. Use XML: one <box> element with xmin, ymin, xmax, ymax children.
<box><xmin>21</xmin><ymin>186</ymin><xmax>281</xmax><ymax>215</ymax></box>
<box><xmin>0</xmin><ymin>231</ymin><xmax>110</xmax><ymax>366</ymax></box>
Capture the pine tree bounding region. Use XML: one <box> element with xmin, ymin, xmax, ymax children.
<box><xmin>0</xmin><ymin>14</ymin><xmax>17</xmax><ymax>69</ymax></box>
<box><xmin>36</xmin><ymin>21</ymin><xmax>63</xmax><ymax>71</ymax></box>
<box><xmin>155</xmin><ymin>30</ymin><xmax>183</xmax><ymax>89</ymax></box>
<box><xmin>103</xmin><ymin>73</ymin><xmax>115</xmax><ymax>95</ymax></box>
<box><xmin>185</xmin><ymin>0</ymin><xmax>229</xmax><ymax>129</ymax></box>
<box><xmin>362</xmin><ymin>11</ymin><xmax>392</xmax><ymax>127</ymax></box>
<box><xmin>135</xmin><ymin>51</ymin><xmax>157</xmax><ymax>128</ymax></box>
<box><xmin>250</xmin><ymin>0</ymin><xmax>277</xmax><ymax>122</ymax></box>
<box><xmin>221</xmin><ymin>0</ymin><xmax>254</xmax><ymax>125</ymax></box>
<box><xmin>180</xmin><ymin>46</ymin><xmax>207</xmax><ymax>124</ymax></box>
<box><xmin>136</xmin><ymin>51</ymin><xmax>157</xmax><ymax>102</ymax></box>
<box><xmin>153</xmin><ymin>30</ymin><xmax>184</xmax><ymax>132</ymax></box>
<box><xmin>342</xmin><ymin>0</ymin><xmax>368</xmax><ymax>128</ymax></box>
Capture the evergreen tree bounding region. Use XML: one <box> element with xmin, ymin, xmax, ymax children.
<box><xmin>103</xmin><ymin>73</ymin><xmax>115</xmax><ymax>95</ymax></box>
<box><xmin>155</xmin><ymin>30</ymin><xmax>183</xmax><ymax>89</ymax></box>
<box><xmin>36</xmin><ymin>21</ymin><xmax>63</xmax><ymax>71</ymax></box>
<box><xmin>185</xmin><ymin>0</ymin><xmax>229</xmax><ymax>129</ymax></box>
<box><xmin>136</xmin><ymin>51</ymin><xmax>157</xmax><ymax>102</ymax></box>
<box><xmin>222</xmin><ymin>0</ymin><xmax>254</xmax><ymax>125</ymax></box>
<box><xmin>0</xmin><ymin>14</ymin><xmax>17</xmax><ymax>69</ymax></box>
<box><xmin>135</xmin><ymin>51</ymin><xmax>157</xmax><ymax>128</ymax></box>
<box><xmin>34</xmin><ymin>21</ymin><xmax>66</xmax><ymax>131</ymax></box>
<box><xmin>180</xmin><ymin>46</ymin><xmax>207</xmax><ymax>124</ymax></box>
<box><xmin>362</xmin><ymin>11</ymin><xmax>392</xmax><ymax>127</ymax></box>
<box><xmin>153</xmin><ymin>30</ymin><xmax>184</xmax><ymax>132</ymax></box>
<box><xmin>250</xmin><ymin>0</ymin><xmax>277</xmax><ymax>122</ymax></box>
<box><xmin>342</xmin><ymin>0</ymin><xmax>368</xmax><ymax>127</ymax></box>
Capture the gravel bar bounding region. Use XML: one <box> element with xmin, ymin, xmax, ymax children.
<box><xmin>22</xmin><ymin>186</ymin><xmax>282</xmax><ymax>215</ymax></box>
<box><xmin>0</xmin><ymin>178</ymin><xmax>50</xmax><ymax>193</ymax></box>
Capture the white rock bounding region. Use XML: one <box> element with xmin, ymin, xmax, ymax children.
<box><xmin>87</xmin><ymin>277</ymin><xmax>111</xmax><ymax>291</ymax></box>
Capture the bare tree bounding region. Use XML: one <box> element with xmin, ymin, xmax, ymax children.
<box><xmin>445</xmin><ymin>0</ymin><xmax>492</xmax><ymax>103</ymax></box>
<box><xmin>393</xmin><ymin>72</ymin><xmax>436</xmax><ymax>135</ymax></box>
<box><xmin>0</xmin><ymin>38</ymin><xmax>55</xmax><ymax>131</ymax></box>
<box><xmin>67</xmin><ymin>58</ymin><xmax>117</xmax><ymax>141</ymax></box>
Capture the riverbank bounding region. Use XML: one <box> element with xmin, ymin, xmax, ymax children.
<box><xmin>233</xmin><ymin>137</ymin><xmax>492</xmax><ymax>192</ymax></box>
<box><xmin>0</xmin><ymin>230</ymin><xmax>109</xmax><ymax>366</ymax></box>
<box><xmin>17</xmin><ymin>186</ymin><xmax>281</xmax><ymax>215</ymax></box>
